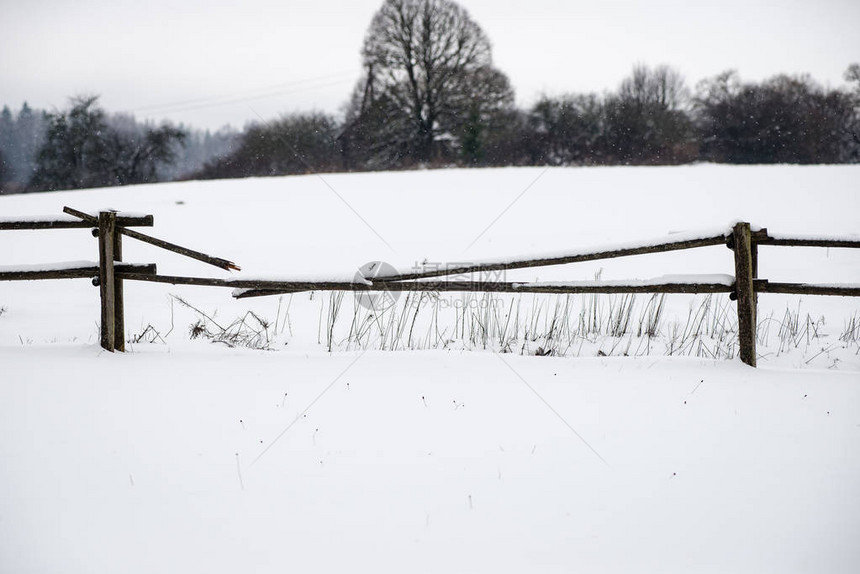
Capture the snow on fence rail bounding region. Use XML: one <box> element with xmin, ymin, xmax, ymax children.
<box><xmin>2</xmin><ymin>207</ymin><xmax>860</xmax><ymax>366</ymax></box>
<box><xmin>0</xmin><ymin>213</ymin><xmax>153</xmax><ymax>230</ymax></box>
<box><xmin>0</xmin><ymin>262</ymin><xmax>156</xmax><ymax>281</ymax></box>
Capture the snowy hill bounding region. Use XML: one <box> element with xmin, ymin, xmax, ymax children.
<box><xmin>1</xmin><ymin>165</ymin><xmax>859</xmax><ymax>573</ymax></box>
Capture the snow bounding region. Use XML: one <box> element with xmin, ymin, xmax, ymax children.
<box><xmin>0</xmin><ymin>210</ymin><xmax>148</xmax><ymax>223</ymax></box>
<box><xmin>1</xmin><ymin>164</ymin><xmax>859</xmax><ymax>573</ymax></box>
<box><xmin>63</xmin><ymin>208</ymin><xmax>150</xmax><ymax>218</ymax></box>
<box><xmin>1</xmin><ymin>346</ymin><xmax>858</xmax><ymax>573</ymax></box>
<box><xmin>767</xmin><ymin>231</ymin><xmax>860</xmax><ymax>242</ymax></box>
<box><xmin>0</xmin><ymin>260</ymin><xmax>98</xmax><ymax>273</ymax></box>
<box><xmin>0</xmin><ymin>214</ymin><xmax>83</xmax><ymax>223</ymax></box>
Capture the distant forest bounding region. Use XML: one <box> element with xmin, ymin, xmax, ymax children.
<box><xmin>2</xmin><ymin>0</ymin><xmax>858</xmax><ymax>194</ymax></box>
<box><xmin>0</xmin><ymin>101</ymin><xmax>238</xmax><ymax>193</ymax></box>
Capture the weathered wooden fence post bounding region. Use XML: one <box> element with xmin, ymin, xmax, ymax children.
<box><xmin>732</xmin><ymin>222</ymin><xmax>757</xmax><ymax>367</ymax></box>
<box><xmin>98</xmin><ymin>211</ymin><xmax>117</xmax><ymax>352</ymax></box>
<box><xmin>113</xmin><ymin>221</ymin><xmax>125</xmax><ymax>352</ymax></box>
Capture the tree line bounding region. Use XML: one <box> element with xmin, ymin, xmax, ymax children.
<box><xmin>2</xmin><ymin>0</ymin><xmax>858</xmax><ymax>194</ymax></box>
<box><xmin>0</xmin><ymin>98</ymin><xmax>237</xmax><ymax>193</ymax></box>
<box><xmin>193</xmin><ymin>0</ymin><xmax>860</xmax><ymax>179</ymax></box>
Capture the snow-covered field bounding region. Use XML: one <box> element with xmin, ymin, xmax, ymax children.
<box><xmin>1</xmin><ymin>165</ymin><xmax>859</xmax><ymax>573</ymax></box>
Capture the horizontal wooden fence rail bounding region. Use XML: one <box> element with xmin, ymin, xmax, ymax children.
<box><xmin>3</xmin><ymin>210</ymin><xmax>859</xmax><ymax>364</ymax></box>
<box><xmin>371</xmin><ymin>234</ymin><xmax>734</xmax><ymax>283</ymax></box>
<box><xmin>756</xmin><ymin>237</ymin><xmax>860</xmax><ymax>249</ymax></box>
<box><xmin>118</xmin><ymin>273</ymin><xmax>371</xmax><ymax>292</ymax></box>
<box><xmin>0</xmin><ymin>214</ymin><xmax>153</xmax><ymax>230</ymax></box>
<box><xmin>116</xmin><ymin>272</ymin><xmax>736</xmax><ymax>298</ymax></box>
<box><xmin>0</xmin><ymin>263</ymin><xmax>156</xmax><ymax>282</ymax></box>
<box><xmin>754</xmin><ymin>281</ymin><xmax>860</xmax><ymax>297</ymax></box>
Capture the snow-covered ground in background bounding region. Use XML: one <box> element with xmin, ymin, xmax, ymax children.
<box><xmin>1</xmin><ymin>164</ymin><xmax>859</xmax><ymax>573</ymax></box>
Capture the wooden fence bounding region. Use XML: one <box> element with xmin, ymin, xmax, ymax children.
<box><xmin>2</xmin><ymin>208</ymin><xmax>859</xmax><ymax>366</ymax></box>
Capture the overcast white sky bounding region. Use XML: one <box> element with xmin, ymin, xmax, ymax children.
<box><xmin>2</xmin><ymin>0</ymin><xmax>858</xmax><ymax>131</ymax></box>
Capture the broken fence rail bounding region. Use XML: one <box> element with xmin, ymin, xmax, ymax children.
<box><xmin>62</xmin><ymin>207</ymin><xmax>240</xmax><ymax>272</ymax></box>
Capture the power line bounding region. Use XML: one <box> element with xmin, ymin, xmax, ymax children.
<box><xmin>132</xmin><ymin>70</ymin><xmax>359</xmax><ymax>115</ymax></box>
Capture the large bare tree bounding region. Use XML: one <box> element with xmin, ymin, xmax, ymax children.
<box><xmin>358</xmin><ymin>0</ymin><xmax>512</xmax><ymax>163</ymax></box>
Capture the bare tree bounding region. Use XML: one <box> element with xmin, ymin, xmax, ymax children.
<box><xmin>357</xmin><ymin>0</ymin><xmax>513</xmax><ymax>164</ymax></box>
<box><xmin>845</xmin><ymin>63</ymin><xmax>860</xmax><ymax>88</ymax></box>
<box><xmin>603</xmin><ymin>65</ymin><xmax>695</xmax><ymax>164</ymax></box>
<box><xmin>619</xmin><ymin>64</ymin><xmax>688</xmax><ymax>111</ymax></box>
